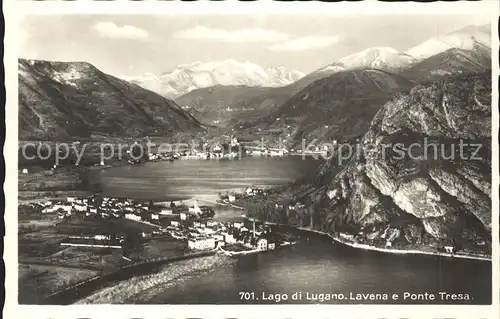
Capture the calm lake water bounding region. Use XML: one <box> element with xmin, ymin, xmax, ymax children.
<box><xmin>146</xmin><ymin>236</ymin><xmax>491</xmax><ymax>304</ymax></box>
<box><xmin>89</xmin><ymin>157</ymin><xmax>491</xmax><ymax>305</ymax></box>
<box><xmin>90</xmin><ymin>156</ymin><xmax>320</xmax><ymax>204</ymax></box>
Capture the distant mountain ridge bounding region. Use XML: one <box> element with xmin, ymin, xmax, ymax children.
<box><xmin>314</xmin><ymin>47</ymin><xmax>416</xmax><ymax>75</ymax></box>
<box><xmin>265</xmin><ymin>42</ymin><xmax>490</xmax><ymax>146</ymax></box>
<box><xmin>121</xmin><ymin>59</ymin><xmax>305</xmax><ymax>99</ymax></box>
<box><xmin>401</xmin><ymin>46</ymin><xmax>491</xmax><ymax>83</ymax></box>
<box><xmin>175</xmin><ymin>74</ymin><xmax>322</xmax><ymax>128</ymax></box>
<box><xmin>405</xmin><ymin>24</ymin><xmax>491</xmax><ymax>60</ymax></box>
<box><xmin>263</xmin><ymin>69</ymin><xmax>414</xmax><ymax>145</ymax></box>
<box><xmin>19</xmin><ymin>58</ymin><xmax>203</xmax><ymax>140</ymax></box>
<box><xmin>302</xmin><ymin>24</ymin><xmax>490</xmax><ymax>83</ymax></box>
<box><xmin>175</xmin><ymin>24</ymin><xmax>490</xmax><ymax>130</ymax></box>
<box><xmin>175</xmin><ymin>85</ymin><xmax>285</xmax><ymax>127</ymax></box>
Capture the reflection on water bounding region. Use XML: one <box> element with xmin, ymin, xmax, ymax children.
<box><xmin>90</xmin><ymin>156</ymin><xmax>320</xmax><ymax>202</ymax></box>
<box><xmin>145</xmin><ymin>236</ymin><xmax>491</xmax><ymax>305</ymax></box>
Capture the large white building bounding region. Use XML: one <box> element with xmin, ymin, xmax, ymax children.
<box><xmin>189</xmin><ymin>200</ymin><xmax>202</xmax><ymax>214</ymax></box>
<box><xmin>233</xmin><ymin>222</ymin><xmax>243</xmax><ymax>229</ymax></box>
<box><xmin>160</xmin><ymin>208</ymin><xmax>173</xmax><ymax>215</ymax></box>
<box><xmin>257</xmin><ymin>238</ymin><xmax>268</xmax><ymax>250</ymax></box>
<box><xmin>207</xmin><ymin>221</ymin><xmax>218</xmax><ymax>227</ymax></box>
<box><xmin>42</xmin><ymin>204</ymin><xmax>72</xmax><ymax>214</ymax></box>
<box><xmin>72</xmin><ymin>203</ymin><xmax>87</xmax><ymax>212</ymax></box>
<box><xmin>188</xmin><ymin>237</ymin><xmax>216</xmax><ymax>250</ymax></box>
<box><xmin>224</xmin><ymin>233</ymin><xmax>237</xmax><ymax>244</ymax></box>
<box><xmin>198</xmin><ymin>227</ymin><xmax>215</xmax><ymax>235</ymax></box>
<box><xmin>125</xmin><ymin>213</ymin><xmax>141</xmax><ymax>221</ymax></box>
<box><xmin>256</xmin><ymin>238</ymin><xmax>275</xmax><ymax>251</ymax></box>
<box><xmin>171</xmin><ymin>220</ymin><xmax>180</xmax><ymax>227</ymax></box>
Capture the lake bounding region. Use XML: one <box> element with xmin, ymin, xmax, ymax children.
<box><xmin>145</xmin><ymin>234</ymin><xmax>491</xmax><ymax>304</ymax></box>
<box><xmin>88</xmin><ymin>156</ymin><xmax>491</xmax><ymax>304</ymax></box>
<box><xmin>89</xmin><ymin>156</ymin><xmax>321</xmax><ymax>203</ymax></box>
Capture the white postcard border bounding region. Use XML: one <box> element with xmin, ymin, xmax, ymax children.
<box><xmin>3</xmin><ymin>1</ymin><xmax>499</xmax><ymax>318</ymax></box>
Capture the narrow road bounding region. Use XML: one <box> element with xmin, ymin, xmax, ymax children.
<box><xmin>19</xmin><ymin>261</ymin><xmax>102</xmax><ymax>272</ymax></box>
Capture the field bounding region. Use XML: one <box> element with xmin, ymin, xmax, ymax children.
<box><xmin>18</xmin><ymin>210</ymin><xmax>67</xmax><ymax>259</ymax></box>
<box><xmin>18</xmin><ymin>201</ymin><xmax>191</xmax><ymax>303</ymax></box>
<box><xmin>41</xmin><ymin>246</ymin><xmax>126</xmax><ymax>269</ymax></box>
<box><xmin>127</xmin><ymin>236</ymin><xmax>188</xmax><ymax>260</ymax></box>
<box><xmin>19</xmin><ymin>167</ymin><xmax>89</xmax><ymax>192</ymax></box>
<box><xmin>55</xmin><ymin>215</ymin><xmax>159</xmax><ymax>236</ymax></box>
<box><xmin>19</xmin><ymin>264</ymin><xmax>99</xmax><ymax>304</ymax></box>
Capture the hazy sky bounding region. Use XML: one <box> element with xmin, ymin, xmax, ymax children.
<box><xmin>19</xmin><ymin>14</ymin><xmax>490</xmax><ymax>76</ymax></box>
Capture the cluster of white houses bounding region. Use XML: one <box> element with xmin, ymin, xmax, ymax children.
<box><xmin>185</xmin><ymin>220</ymin><xmax>279</xmax><ymax>253</ymax></box>
<box><xmin>40</xmin><ymin>197</ymin><xmax>89</xmax><ymax>218</ymax></box>
<box><xmin>186</xmin><ymin>220</ymin><xmax>237</xmax><ymax>250</ymax></box>
<box><xmin>29</xmin><ymin>195</ymin><xmax>281</xmax><ymax>254</ymax></box>
<box><xmin>220</xmin><ymin>187</ymin><xmax>270</xmax><ymax>204</ymax></box>
<box><xmin>35</xmin><ymin>195</ymin><xmax>214</xmax><ymax>226</ymax></box>
<box><xmin>37</xmin><ymin>195</ymin><xmax>182</xmax><ymax>223</ymax></box>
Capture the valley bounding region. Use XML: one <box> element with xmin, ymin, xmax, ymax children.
<box><xmin>16</xmin><ymin>20</ymin><xmax>493</xmax><ymax>305</ymax></box>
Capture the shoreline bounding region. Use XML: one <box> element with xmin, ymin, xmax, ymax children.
<box><xmin>244</xmin><ymin>217</ymin><xmax>491</xmax><ymax>262</ymax></box>
<box><xmin>74</xmin><ymin>253</ymin><xmax>231</xmax><ymax>304</ymax></box>
<box><xmin>40</xmin><ymin>250</ymin><xmax>218</xmax><ymax>305</ymax></box>
<box><xmin>309</xmin><ymin>228</ymin><xmax>491</xmax><ymax>262</ymax></box>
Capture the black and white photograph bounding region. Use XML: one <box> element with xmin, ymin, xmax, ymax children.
<box><xmin>6</xmin><ymin>1</ymin><xmax>497</xmax><ymax>313</ymax></box>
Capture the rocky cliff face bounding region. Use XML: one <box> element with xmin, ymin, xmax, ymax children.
<box><xmin>19</xmin><ymin>59</ymin><xmax>203</xmax><ymax>140</ymax></box>
<box><xmin>248</xmin><ymin>72</ymin><xmax>492</xmax><ymax>256</ymax></box>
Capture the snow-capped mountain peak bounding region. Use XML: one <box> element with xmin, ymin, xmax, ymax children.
<box><xmin>123</xmin><ymin>59</ymin><xmax>304</xmax><ymax>98</ymax></box>
<box><xmin>405</xmin><ymin>24</ymin><xmax>491</xmax><ymax>60</ymax></box>
<box><xmin>265</xmin><ymin>67</ymin><xmax>305</xmax><ymax>86</ymax></box>
<box><xmin>316</xmin><ymin>46</ymin><xmax>415</xmax><ymax>74</ymax></box>
<box><xmin>120</xmin><ymin>72</ymin><xmax>165</xmax><ymax>95</ymax></box>
<box><xmin>309</xmin><ymin>24</ymin><xmax>490</xmax><ymax>80</ymax></box>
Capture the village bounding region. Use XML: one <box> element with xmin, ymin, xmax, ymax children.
<box><xmin>18</xmin><ymin>187</ymin><xmax>295</xmax><ymax>262</ymax></box>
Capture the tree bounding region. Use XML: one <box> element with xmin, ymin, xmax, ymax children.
<box><xmin>122</xmin><ymin>232</ymin><xmax>144</xmax><ymax>256</ymax></box>
<box><xmin>130</xmin><ymin>144</ymin><xmax>145</xmax><ymax>162</ymax></box>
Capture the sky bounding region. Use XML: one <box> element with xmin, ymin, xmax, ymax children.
<box><xmin>19</xmin><ymin>14</ymin><xmax>490</xmax><ymax>77</ymax></box>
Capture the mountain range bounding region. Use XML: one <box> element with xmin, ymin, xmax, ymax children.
<box><xmin>174</xmin><ymin>24</ymin><xmax>490</xmax><ymax>131</ymax></box>
<box><xmin>120</xmin><ymin>59</ymin><xmax>304</xmax><ymax>99</ymax></box>
<box><xmin>175</xmin><ymin>75</ymin><xmax>322</xmax><ymax>128</ymax></box>
<box><xmin>19</xmin><ymin>59</ymin><xmax>203</xmax><ymax>141</ymax></box>
<box><xmin>312</xmin><ymin>47</ymin><xmax>416</xmax><ymax>76</ymax></box>
<box><xmin>401</xmin><ymin>46</ymin><xmax>491</xmax><ymax>83</ymax></box>
<box><xmin>18</xmin><ymin>24</ymin><xmax>490</xmax><ymax>144</ymax></box>
<box><xmin>306</xmin><ymin>24</ymin><xmax>490</xmax><ymax>79</ymax></box>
